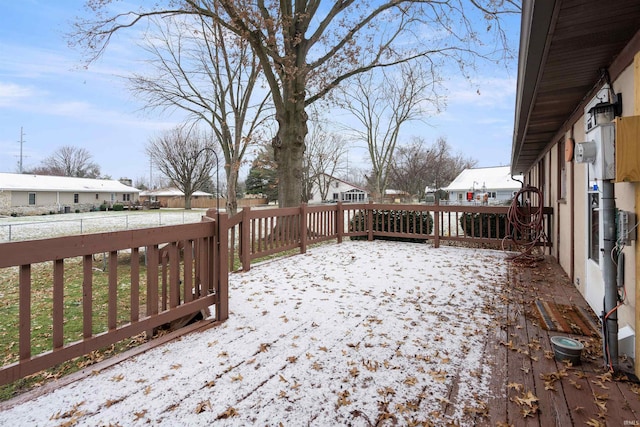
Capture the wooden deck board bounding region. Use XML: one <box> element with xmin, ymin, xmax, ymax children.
<box><xmin>491</xmin><ymin>256</ymin><xmax>640</xmax><ymax>426</ymax></box>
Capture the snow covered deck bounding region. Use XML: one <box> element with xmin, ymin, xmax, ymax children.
<box><xmin>1</xmin><ymin>241</ymin><xmax>639</xmax><ymax>425</ymax></box>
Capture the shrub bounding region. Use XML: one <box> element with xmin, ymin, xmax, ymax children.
<box><xmin>99</xmin><ymin>204</ymin><xmax>108</xmax><ymax>211</ymax></box>
<box><xmin>112</xmin><ymin>204</ymin><xmax>124</xmax><ymax>211</ymax></box>
<box><xmin>349</xmin><ymin>209</ymin><xmax>433</xmax><ymax>242</ymax></box>
<box><xmin>459</xmin><ymin>213</ymin><xmax>509</xmax><ymax>239</ymax></box>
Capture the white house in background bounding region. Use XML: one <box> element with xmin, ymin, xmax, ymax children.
<box><xmin>0</xmin><ymin>173</ymin><xmax>140</xmax><ymax>216</ymax></box>
<box><xmin>442</xmin><ymin>166</ymin><xmax>523</xmax><ymax>204</ymax></box>
<box><xmin>307</xmin><ymin>174</ymin><xmax>369</xmax><ymax>204</ymax></box>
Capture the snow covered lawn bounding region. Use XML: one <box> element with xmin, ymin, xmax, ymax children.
<box><xmin>0</xmin><ymin>240</ymin><xmax>508</xmax><ymax>426</ymax></box>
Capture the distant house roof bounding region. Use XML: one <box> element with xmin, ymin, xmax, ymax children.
<box><xmin>0</xmin><ymin>173</ymin><xmax>140</xmax><ymax>193</ymax></box>
<box><xmin>319</xmin><ymin>173</ymin><xmax>368</xmax><ymax>193</ymax></box>
<box><xmin>139</xmin><ymin>187</ymin><xmax>213</xmax><ymax>197</ymax></box>
<box><xmin>443</xmin><ymin>166</ymin><xmax>523</xmax><ymax>192</ymax></box>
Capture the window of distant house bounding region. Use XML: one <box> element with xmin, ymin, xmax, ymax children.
<box><xmin>95</xmin><ymin>193</ymin><xmax>99</xmax><ymax>200</ymax></box>
<box><xmin>123</xmin><ymin>194</ymin><xmax>131</xmax><ymax>202</ymax></box>
<box><xmin>74</xmin><ymin>193</ymin><xmax>79</xmax><ymax>203</ymax></box>
<box><xmin>333</xmin><ymin>193</ymin><xmax>339</xmax><ymax>200</ymax></box>
<box><xmin>110</xmin><ymin>193</ymin><xmax>115</xmax><ymax>202</ymax></box>
<box><xmin>488</xmin><ymin>192</ymin><xmax>496</xmax><ymax>198</ymax></box>
<box><xmin>457</xmin><ymin>193</ymin><xmax>463</xmax><ymax>201</ymax></box>
<box><xmin>589</xmin><ymin>192</ymin><xmax>599</xmax><ymax>265</ymax></box>
<box><xmin>28</xmin><ymin>193</ymin><xmax>36</xmax><ymax>205</ymax></box>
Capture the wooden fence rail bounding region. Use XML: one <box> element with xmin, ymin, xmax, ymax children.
<box><xmin>0</xmin><ymin>202</ymin><xmax>552</xmax><ymax>386</ymax></box>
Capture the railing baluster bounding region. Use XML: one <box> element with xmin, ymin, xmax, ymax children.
<box><xmin>131</xmin><ymin>248</ymin><xmax>140</xmax><ymax>321</ymax></box>
<box><xmin>169</xmin><ymin>242</ymin><xmax>180</xmax><ymax>308</ymax></box>
<box><xmin>82</xmin><ymin>255</ymin><xmax>93</xmax><ymax>339</ymax></box>
<box><xmin>53</xmin><ymin>259</ymin><xmax>64</xmax><ymax>349</ymax></box>
<box><xmin>108</xmin><ymin>251</ymin><xmax>118</xmax><ymax>330</ymax></box>
<box><xmin>19</xmin><ymin>264</ymin><xmax>31</xmax><ymax>361</ymax></box>
<box><xmin>183</xmin><ymin>241</ymin><xmax>193</xmax><ymax>304</ymax></box>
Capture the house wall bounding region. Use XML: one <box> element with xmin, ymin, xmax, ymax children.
<box><xmin>309</xmin><ymin>177</ymin><xmax>367</xmax><ymax>204</ymax></box>
<box><xmin>525</xmin><ymin>58</ymin><xmax>638</xmax><ymax>347</ymax></box>
<box><xmin>3</xmin><ymin>191</ymin><xmax>137</xmax><ymax>216</ymax></box>
<box><xmin>0</xmin><ymin>192</ymin><xmax>10</xmax><ymax>213</ymax></box>
<box><xmin>448</xmin><ymin>189</ymin><xmax>517</xmax><ymax>204</ymax></box>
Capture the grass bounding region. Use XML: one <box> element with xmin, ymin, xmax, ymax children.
<box><xmin>0</xmin><ymin>252</ymin><xmax>162</xmax><ymax>401</ymax></box>
<box><xmin>0</xmin><ymin>214</ymin><xmax>337</xmax><ymax>402</ymax></box>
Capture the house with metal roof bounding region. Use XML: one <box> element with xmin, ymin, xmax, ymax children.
<box><xmin>0</xmin><ymin>173</ymin><xmax>140</xmax><ymax>216</ymax></box>
<box><xmin>442</xmin><ymin>166</ymin><xmax>523</xmax><ymax>204</ymax></box>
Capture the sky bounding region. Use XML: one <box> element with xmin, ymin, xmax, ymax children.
<box><xmin>0</xmin><ymin>1</ymin><xmax>521</xmax><ymax>186</ymax></box>
<box><xmin>0</xmin><ymin>240</ymin><xmax>509</xmax><ymax>425</ymax></box>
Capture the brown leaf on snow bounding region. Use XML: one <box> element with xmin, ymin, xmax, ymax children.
<box><xmin>134</xmin><ymin>409</ymin><xmax>147</xmax><ymax>420</ymax></box>
<box><xmin>110</xmin><ymin>374</ymin><xmax>125</xmax><ymax>382</ymax></box>
<box><xmin>50</xmin><ymin>401</ymin><xmax>86</xmax><ymax>420</ymax></box>
<box><xmin>429</xmin><ymin>369</ymin><xmax>447</xmax><ymax>383</ymax></box>
<box><xmin>337</xmin><ymin>390</ymin><xmax>352</xmax><ymax>407</ymax></box>
<box><xmin>217</xmin><ymin>406</ymin><xmax>238</xmax><ymax>419</ymax></box>
<box><xmin>170</xmin><ymin>363</ymin><xmax>182</xmax><ymax>370</ymax></box>
<box><xmin>287</xmin><ymin>356</ymin><xmax>298</xmax><ymax>363</ymax></box>
<box><xmin>144</xmin><ymin>385</ymin><xmax>152</xmax><ymax>395</ymax></box>
<box><xmin>259</xmin><ymin>343</ymin><xmax>270</xmax><ymax>353</ymax></box>
<box><xmin>231</xmin><ymin>374</ymin><xmax>243</xmax><ymax>382</ymax></box>
<box><xmin>403</xmin><ymin>376</ymin><xmax>418</xmax><ymax>386</ymax></box>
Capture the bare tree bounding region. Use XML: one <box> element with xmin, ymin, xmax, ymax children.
<box><xmin>302</xmin><ymin>119</ymin><xmax>348</xmax><ymax>202</ymax></box>
<box><xmin>72</xmin><ymin>0</ymin><xmax>519</xmax><ymax>207</ymax></box>
<box><xmin>388</xmin><ymin>137</ymin><xmax>476</xmax><ymax>200</ymax></box>
<box><xmin>130</xmin><ymin>15</ymin><xmax>270</xmax><ymax>215</ymax></box>
<box><xmin>341</xmin><ymin>63</ymin><xmax>440</xmax><ymax>201</ymax></box>
<box><xmin>28</xmin><ymin>146</ymin><xmax>101</xmax><ymax>178</ymax></box>
<box><xmin>147</xmin><ymin>126</ymin><xmax>220</xmax><ymax>209</ymax></box>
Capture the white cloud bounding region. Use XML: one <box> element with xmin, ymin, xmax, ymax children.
<box><xmin>0</xmin><ymin>82</ymin><xmax>36</xmax><ymax>106</ymax></box>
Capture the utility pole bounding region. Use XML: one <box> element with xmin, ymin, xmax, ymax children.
<box><xmin>18</xmin><ymin>127</ymin><xmax>26</xmax><ymax>173</ymax></box>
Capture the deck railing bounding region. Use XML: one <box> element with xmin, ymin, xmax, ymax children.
<box><xmin>0</xmin><ymin>202</ymin><xmax>552</xmax><ymax>386</ymax></box>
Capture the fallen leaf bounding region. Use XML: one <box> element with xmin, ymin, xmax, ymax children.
<box><xmin>134</xmin><ymin>409</ymin><xmax>147</xmax><ymax>420</ymax></box>
<box><xmin>216</xmin><ymin>406</ymin><xmax>238</xmax><ymax>419</ymax></box>
<box><xmin>110</xmin><ymin>374</ymin><xmax>124</xmax><ymax>382</ymax></box>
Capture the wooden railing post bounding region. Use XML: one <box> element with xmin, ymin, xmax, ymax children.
<box><xmin>367</xmin><ymin>201</ymin><xmax>374</xmax><ymax>241</ymax></box>
<box><xmin>241</xmin><ymin>207</ymin><xmax>251</xmax><ymax>271</ymax></box>
<box><xmin>217</xmin><ymin>211</ymin><xmax>229</xmax><ymax>321</ymax></box>
<box><xmin>300</xmin><ymin>203</ymin><xmax>308</xmax><ymax>254</ymax></box>
<box><xmin>434</xmin><ymin>199</ymin><xmax>440</xmax><ymax>248</ymax></box>
<box><xmin>336</xmin><ymin>202</ymin><xmax>344</xmax><ymax>244</ymax></box>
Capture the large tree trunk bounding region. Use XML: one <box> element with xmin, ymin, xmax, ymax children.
<box><xmin>226</xmin><ymin>164</ymin><xmax>238</xmax><ymax>215</ymax></box>
<box><xmin>274</xmin><ymin>100</ymin><xmax>308</xmax><ymax>208</ymax></box>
